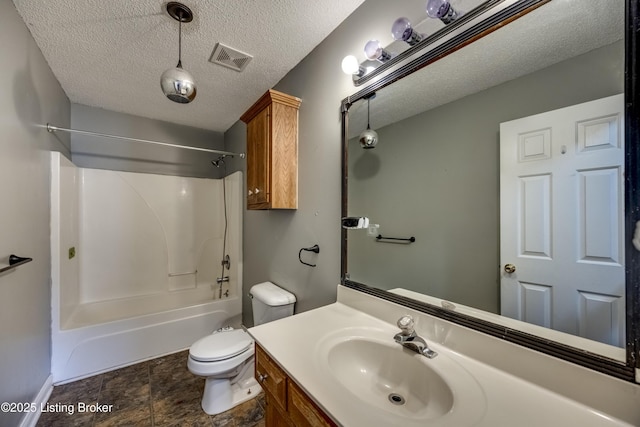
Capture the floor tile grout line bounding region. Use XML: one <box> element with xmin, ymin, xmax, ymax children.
<box><xmin>148</xmin><ymin>361</ymin><xmax>155</xmax><ymax>427</ymax></box>
<box><xmin>91</xmin><ymin>373</ymin><xmax>104</xmax><ymax>427</ymax></box>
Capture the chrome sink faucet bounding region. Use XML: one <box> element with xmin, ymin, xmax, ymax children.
<box><xmin>394</xmin><ymin>315</ymin><xmax>437</xmax><ymax>359</ymax></box>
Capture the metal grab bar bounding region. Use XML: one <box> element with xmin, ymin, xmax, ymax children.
<box><xmin>375</xmin><ymin>235</ymin><xmax>416</xmax><ymax>243</ymax></box>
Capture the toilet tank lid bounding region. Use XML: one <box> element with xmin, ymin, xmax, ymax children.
<box><xmin>250</xmin><ymin>282</ymin><xmax>296</xmax><ymax>306</ymax></box>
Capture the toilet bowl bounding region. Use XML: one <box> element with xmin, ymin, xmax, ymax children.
<box><xmin>187</xmin><ymin>328</ymin><xmax>260</xmax><ymax>415</ymax></box>
<box><xmin>187</xmin><ymin>282</ymin><xmax>296</xmax><ymax>415</ymax></box>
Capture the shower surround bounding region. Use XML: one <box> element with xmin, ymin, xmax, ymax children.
<box><xmin>50</xmin><ymin>153</ymin><xmax>242</xmax><ymax>384</ymax></box>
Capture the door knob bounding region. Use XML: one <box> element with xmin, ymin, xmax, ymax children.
<box><xmin>504</xmin><ymin>264</ymin><xmax>516</xmax><ymax>274</ymax></box>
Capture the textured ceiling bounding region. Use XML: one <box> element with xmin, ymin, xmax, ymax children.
<box><xmin>12</xmin><ymin>0</ymin><xmax>365</xmax><ymax>132</ymax></box>
<box><xmin>348</xmin><ymin>0</ymin><xmax>625</xmax><ymax>138</ymax></box>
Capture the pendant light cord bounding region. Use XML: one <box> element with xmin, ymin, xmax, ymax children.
<box><xmin>177</xmin><ymin>12</ymin><xmax>183</xmax><ymax>68</ymax></box>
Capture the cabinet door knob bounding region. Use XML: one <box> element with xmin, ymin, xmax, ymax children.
<box><xmin>255</xmin><ymin>188</ymin><xmax>260</xmax><ymax>194</ymax></box>
<box><xmin>248</xmin><ymin>190</ymin><xmax>253</xmax><ymax>196</ymax></box>
<box><xmin>257</xmin><ymin>372</ymin><xmax>269</xmax><ymax>382</ymax></box>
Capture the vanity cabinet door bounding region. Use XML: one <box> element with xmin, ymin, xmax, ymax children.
<box><xmin>256</xmin><ymin>343</ymin><xmax>335</xmax><ymax>427</ymax></box>
<box><xmin>255</xmin><ymin>345</ymin><xmax>288</xmax><ymax>410</ymax></box>
<box><xmin>288</xmin><ymin>380</ymin><xmax>335</xmax><ymax>427</ymax></box>
<box><xmin>264</xmin><ymin>391</ymin><xmax>293</xmax><ymax>427</ymax></box>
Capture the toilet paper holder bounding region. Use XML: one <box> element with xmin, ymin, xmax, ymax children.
<box><xmin>299</xmin><ymin>244</ymin><xmax>320</xmax><ymax>267</ymax></box>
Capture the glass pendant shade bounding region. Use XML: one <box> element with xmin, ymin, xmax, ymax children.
<box><xmin>359</xmin><ymin>128</ymin><xmax>379</xmax><ymax>149</ymax></box>
<box><xmin>161</xmin><ymin>64</ymin><xmax>197</xmax><ymax>103</ymax></box>
<box><xmin>359</xmin><ymin>96</ymin><xmax>378</xmax><ymax>149</ymax></box>
<box><xmin>426</xmin><ymin>0</ymin><xmax>459</xmax><ymax>24</ymax></box>
<box><xmin>161</xmin><ymin>2</ymin><xmax>197</xmax><ymax>103</ymax></box>
<box><xmin>391</xmin><ymin>17</ymin><xmax>424</xmax><ymax>46</ymax></box>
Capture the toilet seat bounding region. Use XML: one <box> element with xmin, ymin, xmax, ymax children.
<box><xmin>189</xmin><ymin>329</ymin><xmax>253</xmax><ymax>362</ymax></box>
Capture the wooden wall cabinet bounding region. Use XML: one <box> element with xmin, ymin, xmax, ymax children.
<box><xmin>240</xmin><ymin>89</ymin><xmax>301</xmax><ymax>210</ymax></box>
<box><xmin>255</xmin><ymin>344</ymin><xmax>336</xmax><ymax>427</ymax></box>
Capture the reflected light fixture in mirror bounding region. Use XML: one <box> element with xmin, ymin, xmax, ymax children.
<box><xmin>364</xmin><ymin>40</ymin><xmax>392</xmax><ymax>63</ymax></box>
<box><xmin>341</xmin><ymin>0</ymin><xmax>640</xmax><ymax>382</ymax></box>
<box><xmin>426</xmin><ymin>0</ymin><xmax>459</xmax><ymax>24</ymax></box>
<box><xmin>392</xmin><ymin>17</ymin><xmax>425</xmax><ymax>46</ymax></box>
<box><xmin>359</xmin><ymin>94</ymin><xmax>378</xmax><ymax>149</ymax></box>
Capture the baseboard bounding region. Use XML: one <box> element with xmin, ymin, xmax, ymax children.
<box><xmin>19</xmin><ymin>374</ymin><xmax>53</xmax><ymax>427</ymax></box>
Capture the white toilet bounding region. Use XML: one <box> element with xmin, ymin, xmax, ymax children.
<box><xmin>187</xmin><ymin>281</ymin><xmax>296</xmax><ymax>415</ymax></box>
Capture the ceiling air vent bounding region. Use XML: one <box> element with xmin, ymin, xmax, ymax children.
<box><xmin>209</xmin><ymin>43</ymin><xmax>253</xmax><ymax>72</ymax></box>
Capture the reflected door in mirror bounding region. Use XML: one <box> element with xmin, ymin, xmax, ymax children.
<box><xmin>500</xmin><ymin>94</ymin><xmax>625</xmax><ymax>347</ymax></box>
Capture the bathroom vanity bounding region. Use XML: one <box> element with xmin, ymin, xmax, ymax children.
<box><xmin>255</xmin><ymin>344</ymin><xmax>336</xmax><ymax>426</ymax></box>
<box><xmin>249</xmin><ymin>286</ymin><xmax>640</xmax><ymax>427</ymax></box>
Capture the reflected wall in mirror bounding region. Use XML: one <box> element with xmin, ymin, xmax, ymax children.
<box><xmin>343</xmin><ymin>0</ymin><xmax>637</xmax><ymax>376</ymax></box>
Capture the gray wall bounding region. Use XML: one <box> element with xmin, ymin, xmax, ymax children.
<box><xmin>71</xmin><ymin>104</ymin><xmax>226</xmax><ymax>178</ymax></box>
<box><xmin>225</xmin><ymin>0</ymin><xmax>625</xmax><ymax>324</ymax></box>
<box><xmin>0</xmin><ymin>1</ymin><xmax>70</xmax><ymax>425</ymax></box>
<box><xmin>347</xmin><ymin>41</ymin><xmax>624</xmax><ymax>313</ymax></box>
<box><xmin>225</xmin><ymin>0</ymin><xmax>419</xmax><ymax>326</ymax></box>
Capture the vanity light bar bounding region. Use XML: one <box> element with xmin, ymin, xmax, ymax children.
<box><xmin>351</xmin><ymin>0</ymin><xmax>549</xmax><ymax>89</ymax></box>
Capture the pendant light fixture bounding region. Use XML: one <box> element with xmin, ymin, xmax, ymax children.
<box><xmin>160</xmin><ymin>2</ymin><xmax>197</xmax><ymax>104</ymax></box>
<box><xmin>359</xmin><ymin>94</ymin><xmax>378</xmax><ymax>149</ymax></box>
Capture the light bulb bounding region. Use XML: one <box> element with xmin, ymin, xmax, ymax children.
<box><xmin>364</xmin><ymin>40</ymin><xmax>392</xmax><ymax>63</ymax></box>
<box><xmin>391</xmin><ymin>17</ymin><xmax>424</xmax><ymax>46</ymax></box>
<box><xmin>341</xmin><ymin>55</ymin><xmax>364</xmax><ymax>76</ymax></box>
<box><xmin>426</xmin><ymin>0</ymin><xmax>458</xmax><ymax>24</ymax></box>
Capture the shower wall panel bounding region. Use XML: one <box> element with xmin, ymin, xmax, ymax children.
<box><xmin>50</xmin><ymin>153</ymin><xmax>244</xmax><ymax>381</ymax></box>
<box><xmin>78</xmin><ymin>168</ymin><xmax>225</xmax><ymax>303</ymax></box>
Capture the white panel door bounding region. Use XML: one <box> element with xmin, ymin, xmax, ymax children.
<box><xmin>500</xmin><ymin>94</ymin><xmax>625</xmax><ymax>346</ymax></box>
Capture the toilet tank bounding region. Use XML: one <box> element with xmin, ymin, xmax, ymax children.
<box><xmin>250</xmin><ymin>282</ymin><xmax>296</xmax><ymax>326</ymax></box>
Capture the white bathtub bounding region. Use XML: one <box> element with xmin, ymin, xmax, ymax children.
<box><xmin>51</xmin><ymin>292</ymin><xmax>241</xmax><ymax>384</ymax></box>
<box><xmin>50</xmin><ymin>153</ymin><xmax>244</xmax><ymax>383</ymax></box>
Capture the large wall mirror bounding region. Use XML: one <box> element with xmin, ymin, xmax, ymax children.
<box><xmin>341</xmin><ymin>0</ymin><xmax>640</xmax><ymax>381</ymax></box>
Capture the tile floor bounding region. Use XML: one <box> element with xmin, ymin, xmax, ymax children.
<box><xmin>36</xmin><ymin>350</ymin><xmax>265</xmax><ymax>427</ymax></box>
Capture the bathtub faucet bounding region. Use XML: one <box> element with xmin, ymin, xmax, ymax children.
<box><xmin>216</xmin><ymin>276</ymin><xmax>230</xmax><ymax>284</ymax></box>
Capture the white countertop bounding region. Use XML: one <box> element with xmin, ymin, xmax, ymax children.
<box><xmin>248</xmin><ymin>288</ymin><xmax>637</xmax><ymax>427</ymax></box>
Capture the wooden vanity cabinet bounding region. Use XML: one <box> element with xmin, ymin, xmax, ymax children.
<box><xmin>255</xmin><ymin>344</ymin><xmax>336</xmax><ymax>427</ymax></box>
<box><xmin>240</xmin><ymin>89</ymin><xmax>301</xmax><ymax>210</ymax></box>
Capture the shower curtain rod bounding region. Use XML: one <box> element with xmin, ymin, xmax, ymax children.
<box><xmin>46</xmin><ymin>124</ymin><xmax>245</xmax><ymax>158</ymax></box>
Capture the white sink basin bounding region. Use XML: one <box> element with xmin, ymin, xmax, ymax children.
<box><xmin>316</xmin><ymin>328</ymin><xmax>486</xmax><ymax>426</ymax></box>
<box><xmin>327</xmin><ymin>337</ymin><xmax>453</xmax><ymax>419</ymax></box>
